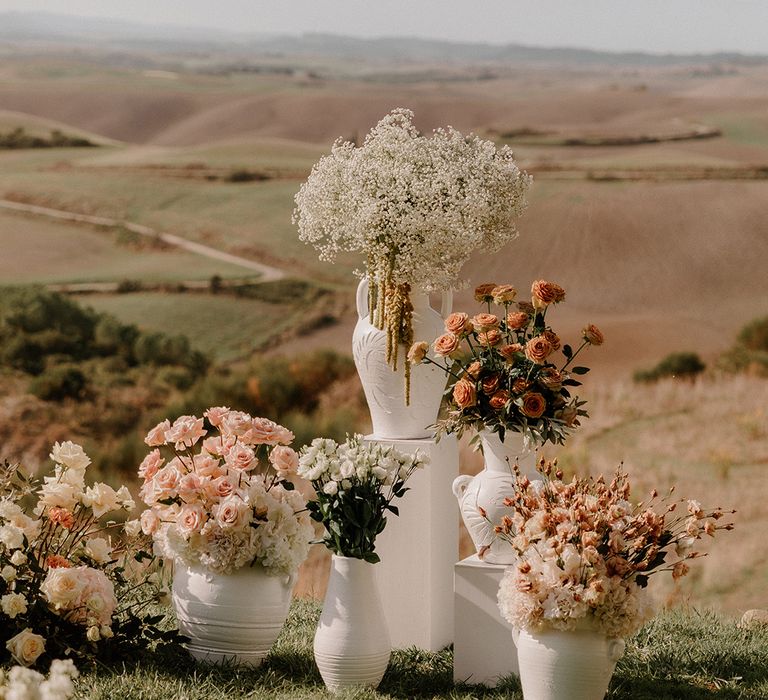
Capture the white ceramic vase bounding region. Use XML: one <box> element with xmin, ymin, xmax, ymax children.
<box><xmin>352</xmin><ymin>277</ymin><xmax>451</xmax><ymax>439</ymax></box>
<box><xmin>514</xmin><ymin>624</ymin><xmax>625</xmax><ymax>700</ymax></box>
<box><xmin>172</xmin><ymin>562</ymin><xmax>295</xmax><ymax>667</ymax></box>
<box><xmin>314</xmin><ymin>555</ymin><xmax>391</xmax><ymax>692</ymax></box>
<box><xmin>452</xmin><ymin>430</ymin><xmax>539</xmax><ymax>564</ymax></box>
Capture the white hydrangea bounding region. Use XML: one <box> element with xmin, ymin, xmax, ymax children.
<box><xmin>293</xmin><ymin>108</ymin><xmax>531</xmax><ymax>291</ymax></box>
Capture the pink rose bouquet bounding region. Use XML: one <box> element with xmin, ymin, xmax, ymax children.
<box><xmin>410</xmin><ymin>280</ymin><xmax>603</xmax><ymax>446</ymax></box>
<box><xmin>138</xmin><ymin>408</ymin><xmax>313</xmax><ymax>577</ymax></box>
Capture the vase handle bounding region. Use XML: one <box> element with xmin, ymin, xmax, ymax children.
<box><xmin>452</xmin><ymin>474</ymin><xmax>472</xmax><ymax>500</ymax></box>
<box><xmin>356</xmin><ymin>277</ymin><xmax>369</xmax><ymax>320</ymax></box>
<box><xmin>608</xmin><ymin>638</ymin><xmax>626</xmax><ymax>662</ymax></box>
<box><xmin>440</xmin><ymin>290</ymin><xmax>453</xmax><ymax>318</ymax></box>
<box><xmin>511</xmin><ymin>627</ymin><xmax>520</xmax><ymax>647</ymax></box>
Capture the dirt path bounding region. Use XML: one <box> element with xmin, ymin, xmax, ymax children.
<box><xmin>0</xmin><ymin>198</ymin><xmax>286</xmax><ymax>281</ymax></box>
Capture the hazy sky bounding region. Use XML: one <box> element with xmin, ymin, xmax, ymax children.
<box><xmin>1</xmin><ymin>0</ymin><xmax>767</xmax><ymax>54</ymax></box>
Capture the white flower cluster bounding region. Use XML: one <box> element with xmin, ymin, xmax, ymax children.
<box><xmin>297</xmin><ymin>436</ymin><xmax>426</xmax><ymax>494</ymax></box>
<box><xmin>293</xmin><ymin>108</ymin><xmax>531</xmax><ymax>291</ymax></box>
<box><xmin>0</xmin><ymin>658</ymin><xmax>78</xmax><ymax>700</ymax></box>
<box><xmin>139</xmin><ymin>408</ymin><xmax>313</xmax><ymax>578</ymax></box>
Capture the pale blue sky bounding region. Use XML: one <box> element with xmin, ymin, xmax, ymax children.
<box><xmin>1</xmin><ymin>0</ymin><xmax>767</xmax><ymax>54</ymax></box>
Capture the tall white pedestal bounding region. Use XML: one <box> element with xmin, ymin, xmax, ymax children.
<box><xmin>454</xmin><ymin>555</ymin><xmax>518</xmax><ymax>686</ymax></box>
<box><xmin>367</xmin><ymin>435</ymin><xmax>459</xmax><ymax>652</ymax></box>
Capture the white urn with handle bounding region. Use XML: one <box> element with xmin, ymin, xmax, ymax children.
<box><xmin>452</xmin><ymin>430</ymin><xmax>540</xmax><ymax>564</ymax></box>
<box><xmin>352</xmin><ymin>277</ymin><xmax>451</xmax><ymax>440</ymax></box>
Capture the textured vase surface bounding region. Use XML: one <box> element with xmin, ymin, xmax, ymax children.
<box><xmin>515</xmin><ymin>625</ymin><xmax>625</xmax><ymax>700</ymax></box>
<box><xmin>452</xmin><ymin>430</ymin><xmax>538</xmax><ymax>564</ymax></box>
<box><xmin>314</xmin><ymin>555</ymin><xmax>391</xmax><ymax>692</ymax></box>
<box><xmin>352</xmin><ymin>277</ymin><xmax>451</xmax><ymax>439</ymax></box>
<box><xmin>172</xmin><ymin>562</ymin><xmax>294</xmax><ymax>667</ymax></box>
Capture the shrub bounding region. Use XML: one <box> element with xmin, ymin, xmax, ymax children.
<box><xmin>29</xmin><ymin>366</ymin><xmax>87</xmax><ymax>401</ymax></box>
<box><xmin>737</xmin><ymin>317</ymin><xmax>768</xmax><ymax>352</ymax></box>
<box><xmin>634</xmin><ymin>352</ymin><xmax>706</xmax><ymax>383</ymax></box>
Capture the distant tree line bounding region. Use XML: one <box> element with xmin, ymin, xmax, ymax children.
<box><xmin>0</xmin><ymin>127</ymin><xmax>97</xmax><ymax>149</ymax></box>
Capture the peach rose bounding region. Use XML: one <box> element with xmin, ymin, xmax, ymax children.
<box><xmin>478</xmin><ymin>329</ymin><xmax>502</xmax><ymax>347</ymax></box>
<box><xmin>138</xmin><ymin>449</ymin><xmax>164</xmax><ymax>481</ymax></box>
<box><xmin>407</xmin><ymin>341</ymin><xmax>429</xmax><ymax>365</ymax></box>
<box><xmin>144</xmin><ymin>420</ymin><xmax>170</xmax><ymax>447</ymax></box>
<box><xmin>221</xmin><ymin>411</ymin><xmax>254</xmax><ymax>438</ymax></box>
<box><xmin>506</xmin><ymin>311</ymin><xmax>529</xmax><ymax>330</ymax></box>
<box><xmin>471</xmin><ymin>313</ymin><xmax>500</xmax><ymax>332</ymax></box>
<box><xmin>248</xmin><ymin>417</ymin><xmax>294</xmax><ymax>446</ymax></box>
<box><xmin>543</xmin><ymin>330</ymin><xmax>561</xmax><ymax>351</ymax></box>
<box><xmin>433</xmin><ymin>333</ymin><xmax>461</xmax><ymax>358</ymax></box>
<box><xmin>499</xmin><ymin>343</ymin><xmax>523</xmax><ymax>362</ymax></box>
<box><xmin>214</xmin><ymin>496</ymin><xmax>248</xmax><ymax>530</ymax></box>
<box><xmin>444</xmin><ymin>312</ymin><xmax>472</xmax><ymax>335</ymax></box>
<box><xmin>177</xmin><ymin>503</ymin><xmax>206</xmax><ymax>536</ymax></box>
<box><xmin>225</xmin><ymin>444</ymin><xmax>256</xmax><ymax>471</ymax></box>
<box><xmin>165</xmin><ymin>415</ymin><xmax>207</xmax><ymax>449</ymax></box>
<box><xmin>209</xmin><ymin>475</ymin><xmax>236</xmax><ymax>500</ymax></box>
<box><xmin>204</xmin><ymin>406</ymin><xmax>230</xmax><ymax>427</ymax></box>
<box><xmin>481</xmin><ymin>374</ymin><xmax>500</xmax><ymax>395</ymax></box>
<box><xmin>153</xmin><ymin>465</ymin><xmax>181</xmax><ymax>493</ymax></box>
<box><xmin>521</xmin><ymin>392</ymin><xmax>547</xmax><ymax>418</ymax></box>
<box><xmin>269</xmin><ymin>445</ymin><xmax>299</xmax><ymax>477</ymax></box>
<box><xmin>474</xmin><ymin>283</ymin><xmax>497</xmax><ymax>302</ymax></box>
<box><xmin>465</xmin><ymin>361</ymin><xmax>482</xmax><ymax>379</ymax></box>
<box><xmin>491</xmin><ymin>284</ymin><xmax>517</xmax><ymax>304</ymax></box>
<box><xmin>177</xmin><ymin>473</ymin><xmax>203</xmax><ymax>503</ymax></box>
<box><xmin>6</xmin><ymin>628</ymin><xmax>45</xmax><ymax>667</ymax></box>
<box><xmin>517</xmin><ymin>301</ymin><xmax>535</xmax><ymax>315</ymax></box>
<box><xmin>582</xmin><ymin>324</ymin><xmax>605</xmax><ymax>346</ymax></box>
<box><xmin>452</xmin><ymin>379</ymin><xmax>477</xmax><ymax>409</ymax></box>
<box><xmin>524</xmin><ymin>335</ymin><xmax>553</xmax><ymax>364</ymax></box>
<box><xmin>140</xmin><ymin>509</ymin><xmax>160</xmax><ymax>536</ymax></box>
<box><xmin>193</xmin><ymin>453</ymin><xmax>222</xmax><ymax>477</ymax></box>
<box><xmin>531</xmin><ymin>280</ymin><xmax>565</xmax><ymax>309</ymax></box>
<box><xmin>489</xmin><ymin>390</ymin><xmax>511</xmax><ymax>410</ymax></box>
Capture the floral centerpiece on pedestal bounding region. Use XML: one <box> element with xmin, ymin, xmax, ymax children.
<box><xmin>293</xmin><ymin>108</ymin><xmax>531</xmax><ymax>401</ymax></box>
<box><xmin>0</xmin><ymin>442</ymin><xmax>173</xmax><ymax>669</ymax></box>
<box><xmin>298</xmin><ymin>435</ymin><xmax>427</xmax><ymax>691</ymax></box>
<box><xmin>138</xmin><ymin>408</ymin><xmax>312</xmax><ymax>578</ymax></box>
<box><xmin>495</xmin><ymin>458</ymin><xmax>734</xmax><ymax>699</ymax></box>
<box><xmin>410</xmin><ymin>280</ymin><xmax>603</xmax><ymax>446</ymax></box>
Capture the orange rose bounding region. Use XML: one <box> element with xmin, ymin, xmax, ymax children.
<box><xmin>499</xmin><ymin>343</ymin><xmax>523</xmax><ymax>362</ymax></box>
<box><xmin>465</xmin><ymin>361</ymin><xmax>482</xmax><ymax>379</ymax></box>
<box><xmin>491</xmin><ymin>284</ymin><xmax>517</xmax><ymax>304</ymax></box>
<box><xmin>517</xmin><ymin>301</ymin><xmax>535</xmax><ymax>315</ymax></box>
<box><xmin>543</xmin><ymin>330</ymin><xmax>561</xmax><ymax>351</ymax></box>
<box><xmin>478</xmin><ymin>329</ymin><xmax>503</xmax><ymax>347</ymax></box>
<box><xmin>524</xmin><ymin>335</ymin><xmax>553</xmax><ymax>364</ymax></box>
<box><xmin>582</xmin><ymin>324</ymin><xmax>605</xmax><ymax>346</ymax></box>
<box><xmin>471</xmin><ymin>313</ymin><xmax>500</xmax><ymax>332</ymax></box>
<box><xmin>453</xmin><ymin>379</ymin><xmax>477</xmax><ymax>409</ymax></box>
<box><xmin>538</xmin><ymin>367</ymin><xmax>564</xmax><ymax>391</ymax></box>
<box><xmin>521</xmin><ymin>392</ymin><xmax>547</xmax><ymax>418</ymax></box>
<box><xmin>481</xmin><ymin>374</ymin><xmax>500</xmax><ymax>395</ymax></box>
<box><xmin>513</xmin><ymin>377</ymin><xmax>531</xmax><ymax>394</ymax></box>
<box><xmin>531</xmin><ymin>280</ymin><xmax>566</xmax><ymax>309</ymax></box>
<box><xmin>506</xmin><ymin>311</ymin><xmax>530</xmax><ymax>330</ymax></box>
<box><xmin>445</xmin><ymin>312</ymin><xmax>472</xmax><ymax>335</ymax></box>
<box><xmin>474</xmin><ymin>283</ymin><xmax>497</xmax><ymax>302</ymax></box>
<box><xmin>407</xmin><ymin>341</ymin><xmax>429</xmax><ymax>364</ymax></box>
<box><xmin>433</xmin><ymin>333</ymin><xmax>460</xmax><ymax>358</ymax></box>
<box><xmin>489</xmin><ymin>390</ymin><xmax>511</xmax><ymax>410</ymax></box>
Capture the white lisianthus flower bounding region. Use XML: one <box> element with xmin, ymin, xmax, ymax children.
<box><xmin>1</xmin><ymin>565</ymin><xmax>16</xmax><ymax>582</ymax></box>
<box><xmin>1</xmin><ymin>592</ymin><xmax>28</xmax><ymax>619</ymax></box>
<box><xmin>0</xmin><ymin>524</ymin><xmax>24</xmax><ymax>551</ymax></box>
<box><xmin>50</xmin><ymin>441</ymin><xmax>91</xmax><ymax>472</ymax></box>
<box><xmin>10</xmin><ymin>551</ymin><xmax>26</xmax><ymax>566</ymax></box>
<box><xmin>35</xmin><ymin>480</ymin><xmax>79</xmax><ymax>514</ymax></box>
<box><xmin>115</xmin><ymin>485</ymin><xmax>135</xmax><ymax>512</ymax></box>
<box><xmin>323</xmin><ymin>481</ymin><xmax>339</xmax><ymax>496</ymax></box>
<box><xmin>82</xmin><ymin>483</ymin><xmax>122</xmax><ymax>518</ymax></box>
<box><xmin>84</xmin><ymin>537</ymin><xmax>112</xmax><ymax>564</ymax></box>
<box><xmin>123</xmin><ymin>519</ymin><xmax>142</xmax><ymax>538</ymax></box>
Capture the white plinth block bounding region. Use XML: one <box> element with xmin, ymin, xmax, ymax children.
<box><xmin>454</xmin><ymin>555</ymin><xmax>518</xmax><ymax>686</ymax></box>
<box><xmin>367</xmin><ymin>435</ymin><xmax>459</xmax><ymax>652</ymax></box>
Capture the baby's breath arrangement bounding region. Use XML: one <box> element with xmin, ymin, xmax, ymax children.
<box><xmin>293</xmin><ymin>108</ymin><xmax>531</xmax><ymax>399</ymax></box>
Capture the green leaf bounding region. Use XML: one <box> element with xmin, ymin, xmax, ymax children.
<box><xmin>562</xmin><ymin>344</ymin><xmax>573</xmax><ymax>359</ymax></box>
<box><xmin>571</xmin><ymin>366</ymin><xmax>590</xmax><ymax>375</ymax></box>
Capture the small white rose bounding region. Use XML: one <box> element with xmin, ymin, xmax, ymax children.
<box><xmin>2</xmin><ymin>565</ymin><xmax>17</xmax><ymax>582</ymax></box>
<box><xmin>86</xmin><ymin>625</ymin><xmax>101</xmax><ymax>642</ymax></box>
<box><xmin>10</xmin><ymin>551</ymin><xmax>26</xmax><ymax>566</ymax></box>
<box><xmin>1</xmin><ymin>592</ymin><xmax>28</xmax><ymax>619</ymax></box>
<box><xmin>323</xmin><ymin>481</ymin><xmax>339</xmax><ymax>496</ymax></box>
<box><xmin>6</xmin><ymin>628</ymin><xmax>46</xmax><ymax>666</ymax></box>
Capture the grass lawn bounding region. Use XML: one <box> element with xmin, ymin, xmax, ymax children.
<box><xmin>0</xmin><ymin>210</ymin><xmax>258</xmax><ymax>285</ymax></box>
<box><xmin>84</xmin><ymin>292</ymin><xmax>300</xmax><ymax>362</ymax></box>
<box><xmin>72</xmin><ymin>600</ymin><xmax>768</xmax><ymax>699</ymax></box>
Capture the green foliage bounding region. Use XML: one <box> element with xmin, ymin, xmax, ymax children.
<box><xmin>0</xmin><ymin>126</ymin><xmax>96</xmax><ymax>149</ymax></box>
<box><xmin>717</xmin><ymin>317</ymin><xmax>768</xmax><ymax>377</ymax></box>
<box><xmin>28</xmin><ymin>365</ymin><xmax>87</xmax><ymax>401</ymax></box>
<box><xmin>737</xmin><ymin>317</ymin><xmax>768</xmax><ymax>352</ymax></box>
<box><xmin>224</xmin><ymin>168</ymin><xmax>270</xmax><ymax>183</ymax></box>
<box><xmin>634</xmin><ymin>352</ymin><xmax>706</xmax><ymax>383</ymax></box>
